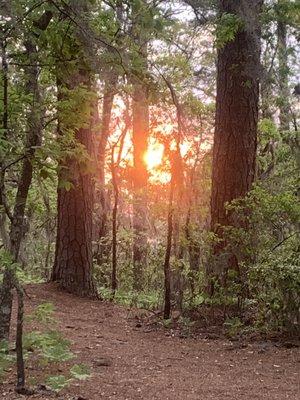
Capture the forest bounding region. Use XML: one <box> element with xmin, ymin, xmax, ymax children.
<box><xmin>0</xmin><ymin>0</ymin><xmax>299</xmax><ymax>399</ymax></box>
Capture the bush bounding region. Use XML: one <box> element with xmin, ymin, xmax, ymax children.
<box><xmin>250</xmin><ymin>257</ymin><xmax>300</xmax><ymax>333</ymax></box>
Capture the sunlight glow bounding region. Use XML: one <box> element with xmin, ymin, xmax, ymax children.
<box><xmin>144</xmin><ymin>142</ymin><xmax>164</xmax><ymax>170</ymax></box>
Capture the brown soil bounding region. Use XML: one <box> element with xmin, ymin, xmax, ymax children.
<box><xmin>1</xmin><ymin>283</ymin><xmax>299</xmax><ymax>400</ymax></box>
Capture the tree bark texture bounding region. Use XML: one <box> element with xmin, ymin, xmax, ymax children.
<box><xmin>52</xmin><ymin>1</ymin><xmax>97</xmax><ymax>297</ymax></box>
<box><xmin>209</xmin><ymin>0</ymin><xmax>262</xmax><ymax>281</ymax></box>
<box><xmin>52</xmin><ymin>77</ymin><xmax>97</xmax><ymax>297</ymax></box>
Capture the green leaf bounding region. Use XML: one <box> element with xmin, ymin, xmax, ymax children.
<box><xmin>215</xmin><ymin>13</ymin><xmax>244</xmax><ymax>49</ymax></box>
<box><xmin>70</xmin><ymin>364</ymin><xmax>91</xmax><ymax>380</ymax></box>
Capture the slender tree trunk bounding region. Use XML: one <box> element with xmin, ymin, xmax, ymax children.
<box><xmin>0</xmin><ymin>39</ymin><xmax>11</xmax><ymax>342</ymax></box>
<box><xmin>261</xmin><ymin>51</ymin><xmax>273</xmax><ymax>120</ymax></box>
<box><xmin>95</xmin><ymin>75</ymin><xmax>117</xmax><ymax>265</ymax></box>
<box><xmin>111</xmin><ymin>148</ymin><xmax>118</xmax><ymax>295</ymax></box>
<box><xmin>130</xmin><ymin>0</ymin><xmax>150</xmax><ymax>291</ymax></box>
<box><xmin>209</xmin><ymin>0</ymin><xmax>262</xmax><ymax>291</ymax></box>
<box><xmin>0</xmin><ymin>36</ymin><xmax>43</xmax><ymax>340</ymax></box>
<box><xmin>37</xmin><ymin>177</ymin><xmax>54</xmax><ymax>278</ymax></box>
<box><xmin>277</xmin><ymin>9</ymin><xmax>290</xmax><ymax>132</ymax></box>
<box><xmin>110</xmin><ymin>112</ymin><xmax>128</xmax><ymax>295</ymax></box>
<box><xmin>15</xmin><ymin>284</ymin><xmax>25</xmax><ymax>394</ymax></box>
<box><xmin>163</xmin><ymin>171</ymin><xmax>174</xmax><ymax>320</ymax></box>
<box><xmin>9</xmin><ymin>40</ymin><xmax>42</xmax><ymax>260</ymax></box>
<box><xmin>98</xmin><ymin>76</ymin><xmax>118</xmax><ymax>186</ymax></box>
<box><xmin>132</xmin><ymin>80</ymin><xmax>149</xmax><ymax>291</ymax></box>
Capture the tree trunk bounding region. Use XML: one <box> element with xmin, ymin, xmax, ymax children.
<box><xmin>52</xmin><ymin>77</ymin><xmax>97</xmax><ymax>297</ymax></box>
<box><xmin>51</xmin><ymin>2</ymin><xmax>97</xmax><ymax>297</ymax></box>
<box><xmin>132</xmin><ymin>80</ymin><xmax>149</xmax><ymax>291</ymax></box>
<box><xmin>277</xmin><ymin>5</ymin><xmax>290</xmax><ymax>132</ymax></box>
<box><xmin>111</xmin><ymin>148</ymin><xmax>119</xmax><ymax>295</ymax></box>
<box><xmin>95</xmin><ymin>75</ymin><xmax>117</xmax><ymax>266</ymax></box>
<box><xmin>98</xmin><ymin>76</ymin><xmax>118</xmax><ymax>186</ymax></box>
<box><xmin>0</xmin><ymin>36</ymin><xmax>43</xmax><ymax>340</ymax></box>
<box><xmin>0</xmin><ymin>39</ymin><xmax>11</xmax><ymax>342</ymax></box>
<box><xmin>209</xmin><ymin>0</ymin><xmax>262</xmax><ymax>289</ymax></box>
<box><xmin>163</xmin><ymin>170</ymin><xmax>174</xmax><ymax>320</ymax></box>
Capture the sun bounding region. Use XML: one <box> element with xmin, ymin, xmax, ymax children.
<box><xmin>144</xmin><ymin>142</ymin><xmax>164</xmax><ymax>170</ymax></box>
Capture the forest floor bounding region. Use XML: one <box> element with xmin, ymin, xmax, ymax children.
<box><xmin>1</xmin><ymin>283</ymin><xmax>299</xmax><ymax>400</ymax></box>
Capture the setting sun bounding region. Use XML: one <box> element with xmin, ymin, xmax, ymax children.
<box><xmin>144</xmin><ymin>142</ymin><xmax>164</xmax><ymax>170</ymax></box>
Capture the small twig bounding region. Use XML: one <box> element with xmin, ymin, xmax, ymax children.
<box><xmin>272</xmin><ymin>231</ymin><xmax>299</xmax><ymax>251</ymax></box>
<box><xmin>1</xmin><ymin>155</ymin><xmax>27</xmax><ymax>172</ymax></box>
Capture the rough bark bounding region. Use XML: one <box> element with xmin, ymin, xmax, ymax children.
<box><xmin>51</xmin><ymin>1</ymin><xmax>98</xmax><ymax>297</ymax></box>
<box><xmin>52</xmin><ymin>76</ymin><xmax>97</xmax><ymax>297</ymax></box>
<box><xmin>209</xmin><ymin>0</ymin><xmax>262</xmax><ymax>288</ymax></box>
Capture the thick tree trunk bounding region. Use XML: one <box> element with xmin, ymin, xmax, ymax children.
<box><xmin>51</xmin><ymin>0</ymin><xmax>98</xmax><ymax>297</ymax></box>
<box><xmin>132</xmin><ymin>81</ymin><xmax>149</xmax><ymax>291</ymax></box>
<box><xmin>52</xmin><ymin>78</ymin><xmax>97</xmax><ymax>297</ymax></box>
<box><xmin>53</xmin><ymin>160</ymin><xmax>96</xmax><ymax>296</ymax></box>
<box><xmin>209</xmin><ymin>0</ymin><xmax>262</xmax><ymax>288</ymax></box>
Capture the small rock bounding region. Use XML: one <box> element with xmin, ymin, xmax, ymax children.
<box><xmin>94</xmin><ymin>357</ymin><xmax>112</xmax><ymax>367</ymax></box>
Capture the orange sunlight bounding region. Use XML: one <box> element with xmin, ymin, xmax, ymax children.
<box><xmin>144</xmin><ymin>142</ymin><xmax>164</xmax><ymax>170</ymax></box>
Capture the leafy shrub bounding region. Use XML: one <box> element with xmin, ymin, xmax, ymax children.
<box><xmin>250</xmin><ymin>257</ymin><xmax>300</xmax><ymax>333</ymax></box>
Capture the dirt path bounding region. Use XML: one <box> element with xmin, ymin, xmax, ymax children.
<box><xmin>2</xmin><ymin>284</ymin><xmax>299</xmax><ymax>400</ymax></box>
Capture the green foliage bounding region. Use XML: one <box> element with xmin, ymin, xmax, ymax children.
<box><xmin>162</xmin><ymin>318</ymin><xmax>172</xmax><ymax>328</ymax></box>
<box><xmin>213</xmin><ymin>176</ymin><xmax>300</xmax><ymax>333</ymax></box>
<box><xmin>70</xmin><ymin>364</ymin><xmax>91</xmax><ymax>380</ymax></box>
<box><xmin>22</xmin><ymin>303</ymin><xmax>91</xmax><ymax>392</ymax></box>
<box><xmin>224</xmin><ymin>317</ymin><xmax>244</xmax><ymax>337</ymax></box>
<box><xmin>99</xmin><ymin>287</ymin><xmax>161</xmax><ymax>310</ymax></box>
<box><xmin>215</xmin><ymin>13</ymin><xmax>244</xmax><ymax>48</ymax></box>
<box><xmin>29</xmin><ymin>302</ymin><xmax>56</xmax><ymax>326</ymax></box>
<box><xmin>46</xmin><ymin>375</ymin><xmax>71</xmax><ymax>392</ymax></box>
<box><xmin>24</xmin><ymin>330</ymin><xmax>74</xmax><ymax>363</ymax></box>
<box><xmin>250</xmin><ymin>257</ymin><xmax>300</xmax><ymax>332</ymax></box>
<box><xmin>258</xmin><ymin>118</ymin><xmax>280</xmax><ymax>142</ymax></box>
<box><xmin>45</xmin><ymin>364</ymin><xmax>91</xmax><ymax>392</ymax></box>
